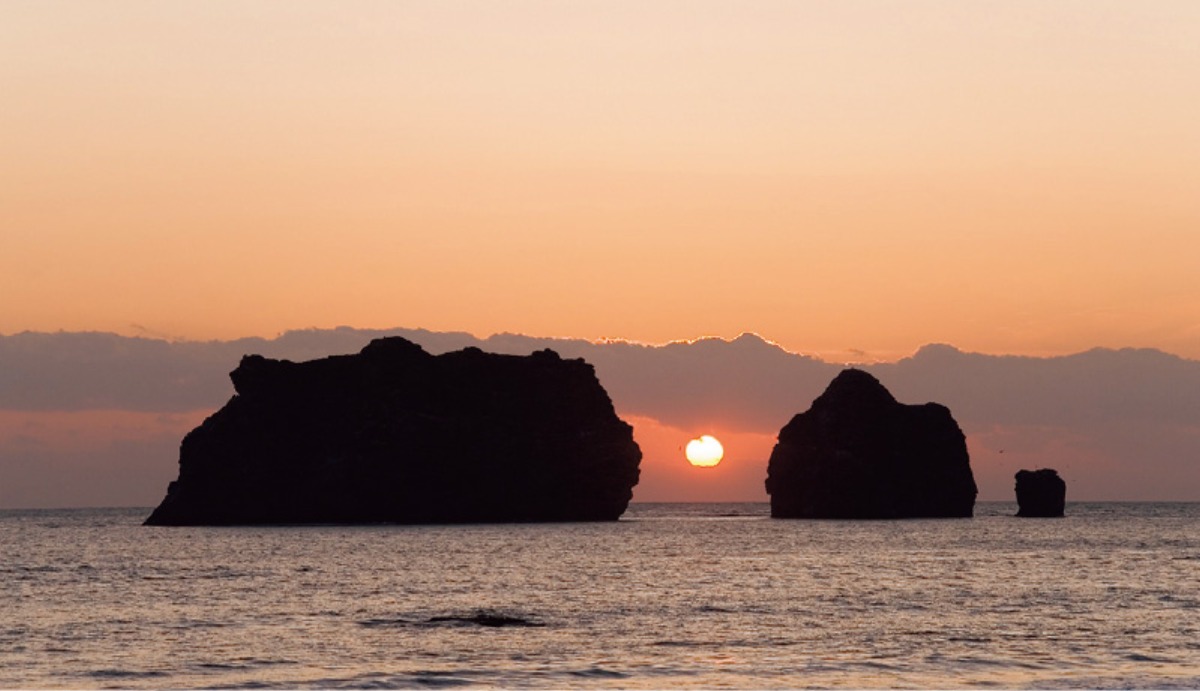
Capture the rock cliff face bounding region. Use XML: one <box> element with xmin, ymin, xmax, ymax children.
<box><xmin>145</xmin><ymin>338</ymin><xmax>641</xmax><ymax>525</ymax></box>
<box><xmin>1014</xmin><ymin>469</ymin><xmax>1066</xmax><ymax>517</ymax></box>
<box><xmin>765</xmin><ymin>369</ymin><xmax>977</xmax><ymax>518</ymax></box>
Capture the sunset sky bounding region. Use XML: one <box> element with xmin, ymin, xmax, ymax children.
<box><xmin>3</xmin><ymin>1</ymin><xmax>1198</xmax><ymax>362</ymax></box>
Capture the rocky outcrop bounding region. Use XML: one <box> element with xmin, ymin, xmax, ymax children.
<box><xmin>1015</xmin><ymin>469</ymin><xmax>1066</xmax><ymax>517</ymax></box>
<box><xmin>765</xmin><ymin>369</ymin><xmax>977</xmax><ymax>518</ymax></box>
<box><xmin>145</xmin><ymin>337</ymin><xmax>641</xmax><ymax>525</ymax></box>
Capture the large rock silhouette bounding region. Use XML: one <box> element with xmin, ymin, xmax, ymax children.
<box><xmin>145</xmin><ymin>338</ymin><xmax>641</xmax><ymax>525</ymax></box>
<box><xmin>766</xmin><ymin>369</ymin><xmax>976</xmax><ymax>518</ymax></box>
<box><xmin>1015</xmin><ymin>468</ymin><xmax>1066</xmax><ymax>517</ymax></box>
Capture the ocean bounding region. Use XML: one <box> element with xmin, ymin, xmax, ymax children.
<box><xmin>3</xmin><ymin>503</ymin><xmax>1198</xmax><ymax>689</ymax></box>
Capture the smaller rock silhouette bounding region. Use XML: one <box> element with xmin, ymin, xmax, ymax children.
<box><xmin>1015</xmin><ymin>469</ymin><xmax>1066</xmax><ymax>517</ymax></box>
<box><xmin>766</xmin><ymin>369</ymin><xmax>977</xmax><ymax>518</ymax></box>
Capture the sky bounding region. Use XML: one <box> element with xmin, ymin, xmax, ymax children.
<box><xmin>2</xmin><ymin>1</ymin><xmax>1199</xmax><ymax>362</ymax></box>
<box><xmin>2</xmin><ymin>3</ymin><xmax>1199</xmax><ymax>508</ymax></box>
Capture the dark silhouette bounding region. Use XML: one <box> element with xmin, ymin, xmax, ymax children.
<box><xmin>1015</xmin><ymin>468</ymin><xmax>1066</xmax><ymax>517</ymax></box>
<box><xmin>359</xmin><ymin>611</ymin><xmax>545</xmax><ymax>628</ymax></box>
<box><xmin>766</xmin><ymin>369</ymin><xmax>977</xmax><ymax>518</ymax></box>
<box><xmin>144</xmin><ymin>338</ymin><xmax>641</xmax><ymax>525</ymax></box>
<box><xmin>425</xmin><ymin>612</ymin><xmax>545</xmax><ymax>628</ymax></box>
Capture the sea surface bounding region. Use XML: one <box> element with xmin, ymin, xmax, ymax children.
<box><xmin>3</xmin><ymin>503</ymin><xmax>1199</xmax><ymax>689</ymax></box>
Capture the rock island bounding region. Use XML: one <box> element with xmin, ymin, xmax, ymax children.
<box><xmin>145</xmin><ymin>338</ymin><xmax>641</xmax><ymax>525</ymax></box>
<box><xmin>766</xmin><ymin>369</ymin><xmax>977</xmax><ymax>518</ymax></box>
<box><xmin>1015</xmin><ymin>468</ymin><xmax>1066</xmax><ymax>517</ymax></box>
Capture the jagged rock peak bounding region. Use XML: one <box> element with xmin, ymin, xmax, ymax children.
<box><xmin>359</xmin><ymin>335</ymin><xmax>431</xmax><ymax>360</ymax></box>
<box><xmin>811</xmin><ymin>368</ymin><xmax>898</xmax><ymax>411</ymax></box>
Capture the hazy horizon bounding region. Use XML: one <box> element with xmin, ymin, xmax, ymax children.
<box><xmin>7</xmin><ymin>324</ymin><xmax>1200</xmax><ymax>363</ymax></box>
<box><xmin>3</xmin><ymin>326</ymin><xmax>1197</xmax><ymax>509</ymax></box>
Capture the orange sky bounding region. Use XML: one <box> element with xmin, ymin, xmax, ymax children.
<box><xmin>2</xmin><ymin>2</ymin><xmax>1199</xmax><ymax>361</ymax></box>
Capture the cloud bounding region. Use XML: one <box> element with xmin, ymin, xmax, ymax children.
<box><xmin>1</xmin><ymin>328</ymin><xmax>1198</xmax><ymax>505</ymax></box>
<box><xmin>0</xmin><ymin>328</ymin><xmax>482</xmax><ymax>412</ymax></box>
<box><xmin>877</xmin><ymin>343</ymin><xmax>1200</xmax><ymax>428</ymax></box>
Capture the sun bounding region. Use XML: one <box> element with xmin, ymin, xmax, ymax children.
<box><xmin>685</xmin><ymin>435</ymin><xmax>724</xmax><ymax>467</ymax></box>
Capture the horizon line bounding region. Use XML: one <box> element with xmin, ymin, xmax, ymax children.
<box><xmin>1</xmin><ymin>326</ymin><xmax>1194</xmax><ymax>366</ymax></box>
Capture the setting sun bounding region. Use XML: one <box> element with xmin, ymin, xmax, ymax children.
<box><xmin>685</xmin><ymin>435</ymin><xmax>724</xmax><ymax>468</ymax></box>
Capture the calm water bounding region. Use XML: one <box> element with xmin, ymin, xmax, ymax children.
<box><xmin>3</xmin><ymin>503</ymin><xmax>1199</xmax><ymax>689</ymax></box>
